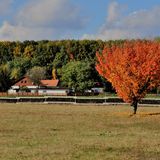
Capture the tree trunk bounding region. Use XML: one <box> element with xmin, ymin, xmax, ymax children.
<box><xmin>131</xmin><ymin>100</ymin><xmax>138</xmax><ymax>114</ymax></box>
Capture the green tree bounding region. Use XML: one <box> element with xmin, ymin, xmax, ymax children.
<box><xmin>27</xmin><ymin>66</ymin><xmax>46</xmax><ymax>87</ymax></box>
<box><xmin>9</xmin><ymin>57</ymin><xmax>31</xmax><ymax>81</ymax></box>
<box><xmin>10</xmin><ymin>67</ymin><xmax>21</xmax><ymax>80</ymax></box>
<box><xmin>61</xmin><ymin>61</ymin><xmax>94</xmax><ymax>93</ymax></box>
<box><xmin>0</xmin><ymin>63</ymin><xmax>11</xmax><ymax>91</ymax></box>
<box><xmin>52</xmin><ymin>46</ymin><xmax>69</xmax><ymax>79</ymax></box>
<box><xmin>53</xmin><ymin>46</ymin><xmax>69</xmax><ymax>68</ymax></box>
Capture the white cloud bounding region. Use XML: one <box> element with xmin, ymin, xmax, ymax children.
<box><xmin>16</xmin><ymin>0</ymin><xmax>84</xmax><ymax>29</ymax></box>
<box><xmin>122</xmin><ymin>7</ymin><xmax>160</xmax><ymax>29</ymax></box>
<box><xmin>107</xmin><ymin>1</ymin><xmax>121</xmax><ymax>23</ymax></box>
<box><xmin>0</xmin><ymin>21</ymin><xmax>57</xmax><ymax>40</ymax></box>
<box><xmin>0</xmin><ymin>0</ymin><xmax>86</xmax><ymax>41</ymax></box>
<box><xmin>83</xmin><ymin>2</ymin><xmax>160</xmax><ymax>40</ymax></box>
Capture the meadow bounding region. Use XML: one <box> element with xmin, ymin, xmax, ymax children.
<box><xmin>0</xmin><ymin>103</ymin><xmax>160</xmax><ymax>160</ymax></box>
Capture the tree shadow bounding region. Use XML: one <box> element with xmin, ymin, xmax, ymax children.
<box><xmin>113</xmin><ymin>112</ymin><xmax>160</xmax><ymax>117</ymax></box>
<box><xmin>129</xmin><ymin>112</ymin><xmax>160</xmax><ymax>117</ymax></box>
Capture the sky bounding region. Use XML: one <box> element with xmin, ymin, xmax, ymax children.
<box><xmin>0</xmin><ymin>0</ymin><xmax>160</xmax><ymax>41</ymax></box>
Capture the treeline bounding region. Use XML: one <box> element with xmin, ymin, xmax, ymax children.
<box><xmin>1</xmin><ymin>39</ymin><xmax>158</xmax><ymax>92</ymax></box>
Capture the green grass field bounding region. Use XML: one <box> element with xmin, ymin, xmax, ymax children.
<box><xmin>0</xmin><ymin>104</ymin><xmax>160</xmax><ymax>160</ymax></box>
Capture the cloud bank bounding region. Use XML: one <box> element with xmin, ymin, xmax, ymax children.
<box><xmin>0</xmin><ymin>0</ymin><xmax>86</xmax><ymax>41</ymax></box>
<box><xmin>83</xmin><ymin>1</ymin><xmax>160</xmax><ymax>40</ymax></box>
<box><xmin>1</xmin><ymin>0</ymin><xmax>160</xmax><ymax>41</ymax></box>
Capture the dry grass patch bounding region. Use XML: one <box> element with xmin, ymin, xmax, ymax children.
<box><xmin>0</xmin><ymin>103</ymin><xmax>159</xmax><ymax>160</ymax></box>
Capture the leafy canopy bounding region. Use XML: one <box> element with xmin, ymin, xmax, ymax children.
<box><xmin>61</xmin><ymin>61</ymin><xmax>94</xmax><ymax>92</ymax></box>
<box><xmin>96</xmin><ymin>40</ymin><xmax>160</xmax><ymax>113</ymax></box>
<box><xmin>27</xmin><ymin>66</ymin><xmax>46</xmax><ymax>86</ymax></box>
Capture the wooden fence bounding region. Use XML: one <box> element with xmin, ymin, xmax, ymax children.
<box><xmin>0</xmin><ymin>95</ymin><xmax>160</xmax><ymax>105</ymax></box>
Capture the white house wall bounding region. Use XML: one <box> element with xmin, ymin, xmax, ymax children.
<box><xmin>8</xmin><ymin>89</ymin><xmax>17</xmax><ymax>94</ymax></box>
<box><xmin>11</xmin><ymin>85</ymin><xmax>38</xmax><ymax>89</ymax></box>
<box><xmin>11</xmin><ymin>86</ymin><xmax>19</xmax><ymax>89</ymax></box>
<box><xmin>38</xmin><ymin>89</ymin><xmax>69</xmax><ymax>96</ymax></box>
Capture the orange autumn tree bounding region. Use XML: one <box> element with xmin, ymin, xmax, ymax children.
<box><xmin>96</xmin><ymin>40</ymin><xmax>160</xmax><ymax>114</ymax></box>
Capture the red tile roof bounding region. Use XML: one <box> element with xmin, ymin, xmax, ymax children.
<box><xmin>14</xmin><ymin>77</ymin><xmax>35</xmax><ymax>86</ymax></box>
<box><xmin>40</xmin><ymin>80</ymin><xmax>59</xmax><ymax>87</ymax></box>
<box><xmin>13</xmin><ymin>77</ymin><xmax>59</xmax><ymax>87</ymax></box>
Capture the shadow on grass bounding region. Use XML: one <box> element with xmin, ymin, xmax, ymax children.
<box><xmin>129</xmin><ymin>112</ymin><xmax>160</xmax><ymax>117</ymax></box>
<box><xmin>113</xmin><ymin>112</ymin><xmax>160</xmax><ymax>117</ymax></box>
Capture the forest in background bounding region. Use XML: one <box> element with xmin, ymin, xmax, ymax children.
<box><xmin>0</xmin><ymin>39</ymin><xmax>159</xmax><ymax>92</ymax></box>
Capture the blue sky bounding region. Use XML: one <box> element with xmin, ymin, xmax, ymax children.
<box><xmin>0</xmin><ymin>0</ymin><xmax>160</xmax><ymax>41</ymax></box>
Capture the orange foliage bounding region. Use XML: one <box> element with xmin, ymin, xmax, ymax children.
<box><xmin>96</xmin><ymin>40</ymin><xmax>160</xmax><ymax>104</ymax></box>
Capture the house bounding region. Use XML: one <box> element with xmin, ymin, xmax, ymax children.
<box><xmin>8</xmin><ymin>76</ymin><xmax>70</xmax><ymax>96</ymax></box>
